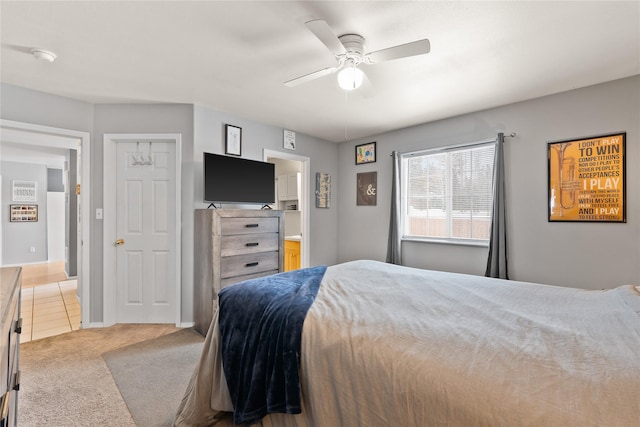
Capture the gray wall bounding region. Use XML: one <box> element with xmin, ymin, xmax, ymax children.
<box><xmin>337</xmin><ymin>75</ymin><xmax>640</xmax><ymax>290</ymax></box>
<box><xmin>1</xmin><ymin>84</ymin><xmax>339</xmax><ymax>325</ymax></box>
<box><xmin>193</xmin><ymin>105</ymin><xmax>339</xmax><ymax>268</ymax></box>
<box><xmin>4</xmin><ymin>74</ymin><xmax>635</xmax><ymax>327</ymax></box>
<box><xmin>92</xmin><ymin>104</ymin><xmax>339</xmax><ymax>324</ymax></box>
<box><xmin>0</xmin><ymin>83</ymin><xmax>94</xmax><ymax>131</ymax></box>
<box><xmin>47</xmin><ymin>168</ymin><xmax>64</xmax><ymax>192</ymax></box>
<box><xmin>1</xmin><ymin>161</ymin><xmax>48</xmax><ymax>264</ymax></box>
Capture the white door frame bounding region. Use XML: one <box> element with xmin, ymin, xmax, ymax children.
<box><xmin>103</xmin><ymin>133</ymin><xmax>182</xmax><ymax>327</ymax></box>
<box><xmin>263</xmin><ymin>149</ymin><xmax>310</xmax><ymax>268</ymax></box>
<box><xmin>0</xmin><ymin>119</ymin><xmax>91</xmax><ymax>327</ymax></box>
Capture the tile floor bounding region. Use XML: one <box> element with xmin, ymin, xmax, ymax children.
<box><xmin>20</xmin><ymin>279</ymin><xmax>81</xmax><ymax>343</ymax></box>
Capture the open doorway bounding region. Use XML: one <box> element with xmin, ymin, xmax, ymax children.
<box><xmin>0</xmin><ymin>119</ymin><xmax>91</xmax><ymax>328</ymax></box>
<box><xmin>264</xmin><ymin>149</ymin><xmax>310</xmax><ymax>270</ymax></box>
<box><xmin>1</xmin><ymin>144</ymin><xmax>73</xmax><ymax>271</ymax></box>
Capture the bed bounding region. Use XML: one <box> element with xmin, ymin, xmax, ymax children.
<box><xmin>174</xmin><ymin>260</ymin><xmax>640</xmax><ymax>426</ymax></box>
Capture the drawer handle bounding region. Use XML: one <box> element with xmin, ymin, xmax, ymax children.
<box><xmin>246</xmin><ymin>262</ymin><xmax>259</xmax><ymax>267</ymax></box>
<box><xmin>14</xmin><ymin>318</ymin><xmax>22</xmax><ymax>334</ymax></box>
<box><xmin>246</xmin><ymin>242</ymin><xmax>259</xmax><ymax>247</ymax></box>
<box><xmin>12</xmin><ymin>371</ymin><xmax>20</xmax><ymax>391</ymax></box>
<box><xmin>245</xmin><ymin>223</ymin><xmax>259</xmax><ymax>228</ymax></box>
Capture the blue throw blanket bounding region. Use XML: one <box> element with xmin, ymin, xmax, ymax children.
<box><xmin>218</xmin><ymin>265</ymin><xmax>327</xmax><ymax>425</ymax></box>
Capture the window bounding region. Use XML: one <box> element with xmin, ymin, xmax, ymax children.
<box><xmin>402</xmin><ymin>142</ymin><xmax>495</xmax><ymax>243</ymax></box>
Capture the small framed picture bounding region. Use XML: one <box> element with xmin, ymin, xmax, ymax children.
<box><xmin>12</xmin><ymin>180</ymin><xmax>37</xmax><ymax>202</ymax></box>
<box><xmin>315</xmin><ymin>172</ymin><xmax>331</xmax><ymax>208</ymax></box>
<box><xmin>357</xmin><ymin>172</ymin><xmax>377</xmax><ymax>206</ymax></box>
<box><xmin>10</xmin><ymin>204</ymin><xmax>38</xmax><ymax>222</ymax></box>
<box><xmin>355</xmin><ymin>142</ymin><xmax>376</xmax><ymax>165</ymax></box>
<box><xmin>284</xmin><ymin>129</ymin><xmax>296</xmax><ymax>150</ymax></box>
<box><xmin>225</xmin><ymin>124</ymin><xmax>242</xmax><ymax>156</ymax></box>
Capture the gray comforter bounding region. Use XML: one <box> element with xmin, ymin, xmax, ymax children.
<box><xmin>175</xmin><ymin>260</ymin><xmax>640</xmax><ymax>426</ymax></box>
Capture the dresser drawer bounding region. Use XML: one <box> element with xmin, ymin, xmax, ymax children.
<box><xmin>220</xmin><ymin>217</ymin><xmax>280</xmax><ymax>235</ymax></box>
<box><xmin>220</xmin><ymin>269</ymin><xmax>279</xmax><ymax>289</ymax></box>
<box><xmin>220</xmin><ymin>233</ymin><xmax>279</xmax><ymax>257</ymax></box>
<box><xmin>211</xmin><ymin>268</ymin><xmax>279</xmax><ymax>320</ymax></box>
<box><xmin>220</xmin><ymin>251</ymin><xmax>279</xmax><ymax>279</ymax></box>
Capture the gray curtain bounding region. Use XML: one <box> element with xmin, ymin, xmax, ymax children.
<box><xmin>485</xmin><ymin>133</ymin><xmax>509</xmax><ymax>279</ymax></box>
<box><xmin>386</xmin><ymin>151</ymin><xmax>402</xmax><ymax>264</ymax></box>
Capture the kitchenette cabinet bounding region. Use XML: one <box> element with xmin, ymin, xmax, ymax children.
<box><xmin>284</xmin><ymin>239</ymin><xmax>301</xmax><ymax>272</ymax></box>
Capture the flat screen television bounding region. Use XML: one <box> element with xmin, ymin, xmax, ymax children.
<box><xmin>203</xmin><ymin>152</ymin><xmax>275</xmax><ymax>205</ymax></box>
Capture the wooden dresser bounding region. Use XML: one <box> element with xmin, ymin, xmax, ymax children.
<box><xmin>193</xmin><ymin>209</ymin><xmax>284</xmax><ymax>335</ymax></box>
<box><xmin>1</xmin><ymin>267</ymin><xmax>22</xmax><ymax>427</ymax></box>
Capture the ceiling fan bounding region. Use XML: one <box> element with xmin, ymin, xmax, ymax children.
<box><xmin>285</xmin><ymin>19</ymin><xmax>430</xmax><ymax>91</ymax></box>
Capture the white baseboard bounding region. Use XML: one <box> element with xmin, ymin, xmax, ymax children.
<box><xmin>84</xmin><ymin>322</ymin><xmax>195</xmax><ymax>329</ymax></box>
<box><xmin>82</xmin><ymin>322</ymin><xmax>195</xmax><ymax>329</ymax></box>
<box><xmin>83</xmin><ymin>322</ymin><xmax>105</xmax><ymax>329</ymax></box>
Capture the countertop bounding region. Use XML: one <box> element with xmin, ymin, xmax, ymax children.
<box><xmin>1</xmin><ymin>266</ymin><xmax>21</xmax><ymax>395</ymax></box>
<box><xmin>1</xmin><ymin>267</ymin><xmax>21</xmax><ymax>328</ymax></box>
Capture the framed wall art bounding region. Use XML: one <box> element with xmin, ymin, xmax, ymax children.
<box><xmin>225</xmin><ymin>124</ymin><xmax>242</xmax><ymax>156</ymax></box>
<box><xmin>284</xmin><ymin>129</ymin><xmax>296</xmax><ymax>150</ymax></box>
<box><xmin>315</xmin><ymin>172</ymin><xmax>331</xmax><ymax>208</ymax></box>
<box><xmin>357</xmin><ymin>172</ymin><xmax>377</xmax><ymax>206</ymax></box>
<box><xmin>548</xmin><ymin>132</ymin><xmax>625</xmax><ymax>222</ymax></box>
<box><xmin>355</xmin><ymin>142</ymin><xmax>376</xmax><ymax>165</ymax></box>
<box><xmin>12</xmin><ymin>180</ymin><xmax>37</xmax><ymax>202</ymax></box>
<box><xmin>10</xmin><ymin>204</ymin><xmax>38</xmax><ymax>222</ymax></box>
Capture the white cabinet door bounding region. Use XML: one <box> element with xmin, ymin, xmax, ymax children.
<box><xmin>278</xmin><ymin>174</ymin><xmax>289</xmax><ymax>201</ymax></box>
<box><xmin>286</xmin><ymin>174</ymin><xmax>299</xmax><ymax>199</ymax></box>
<box><xmin>278</xmin><ymin>173</ymin><xmax>300</xmax><ymax>200</ymax></box>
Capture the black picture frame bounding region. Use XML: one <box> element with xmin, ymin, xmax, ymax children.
<box><xmin>355</xmin><ymin>142</ymin><xmax>376</xmax><ymax>165</ymax></box>
<box><xmin>225</xmin><ymin>124</ymin><xmax>242</xmax><ymax>156</ymax></box>
<box><xmin>357</xmin><ymin>172</ymin><xmax>377</xmax><ymax>206</ymax></box>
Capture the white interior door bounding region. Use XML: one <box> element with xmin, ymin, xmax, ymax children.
<box><xmin>115</xmin><ymin>141</ymin><xmax>177</xmax><ymax>323</ymax></box>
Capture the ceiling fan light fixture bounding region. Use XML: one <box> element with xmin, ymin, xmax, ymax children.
<box><xmin>338</xmin><ymin>66</ymin><xmax>364</xmax><ymax>91</ymax></box>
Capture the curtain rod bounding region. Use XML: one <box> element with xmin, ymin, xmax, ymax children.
<box><xmin>392</xmin><ymin>132</ymin><xmax>517</xmax><ymax>156</ymax></box>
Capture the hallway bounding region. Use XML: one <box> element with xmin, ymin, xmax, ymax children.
<box><xmin>20</xmin><ymin>262</ymin><xmax>81</xmax><ymax>343</ymax></box>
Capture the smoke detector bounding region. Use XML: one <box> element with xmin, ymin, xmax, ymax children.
<box><xmin>31</xmin><ymin>48</ymin><xmax>57</xmax><ymax>62</ymax></box>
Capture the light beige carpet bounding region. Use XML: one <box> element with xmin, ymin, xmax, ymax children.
<box><xmin>103</xmin><ymin>328</ymin><xmax>204</xmax><ymax>426</ymax></box>
<box><xmin>18</xmin><ymin>324</ymin><xmax>202</xmax><ymax>427</ymax></box>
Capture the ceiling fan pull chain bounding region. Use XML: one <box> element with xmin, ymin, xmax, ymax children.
<box><xmin>344</xmin><ymin>90</ymin><xmax>349</xmax><ymax>141</ymax></box>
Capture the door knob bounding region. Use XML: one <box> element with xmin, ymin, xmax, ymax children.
<box><xmin>115</xmin><ymin>238</ymin><xmax>125</xmax><ymax>246</ymax></box>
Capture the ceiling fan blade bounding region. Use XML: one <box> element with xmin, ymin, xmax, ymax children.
<box><xmin>305</xmin><ymin>19</ymin><xmax>347</xmax><ymax>55</ymax></box>
<box><xmin>367</xmin><ymin>39</ymin><xmax>430</xmax><ymax>64</ymax></box>
<box><xmin>284</xmin><ymin>66</ymin><xmax>338</xmax><ymax>87</ymax></box>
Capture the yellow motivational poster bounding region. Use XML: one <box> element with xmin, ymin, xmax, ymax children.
<box><xmin>548</xmin><ymin>132</ymin><xmax>626</xmax><ymax>222</ymax></box>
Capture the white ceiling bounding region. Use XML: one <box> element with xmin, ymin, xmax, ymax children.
<box><xmin>1</xmin><ymin>1</ymin><xmax>639</xmax><ymax>143</ymax></box>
